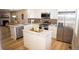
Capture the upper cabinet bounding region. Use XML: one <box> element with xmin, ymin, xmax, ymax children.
<box><xmin>49</xmin><ymin>9</ymin><xmax>58</xmax><ymax>19</ymax></box>
<box><xmin>27</xmin><ymin>9</ymin><xmax>58</xmax><ymax>19</ymax></box>
<box><xmin>27</xmin><ymin>9</ymin><xmax>41</xmax><ymax>18</ymax></box>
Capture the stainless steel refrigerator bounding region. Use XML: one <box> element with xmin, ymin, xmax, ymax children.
<box><xmin>57</xmin><ymin>10</ymin><xmax>76</xmax><ymax>43</ymax></box>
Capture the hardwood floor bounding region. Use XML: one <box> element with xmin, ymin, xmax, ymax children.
<box><xmin>52</xmin><ymin>40</ymin><xmax>71</xmax><ymax>50</ymax></box>
<box><xmin>0</xmin><ymin>26</ymin><xmax>71</xmax><ymax>50</ymax></box>
<box><xmin>1</xmin><ymin>27</ymin><xmax>28</xmax><ymax>50</ymax></box>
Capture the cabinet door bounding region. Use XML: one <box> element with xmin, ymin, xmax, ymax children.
<box><xmin>27</xmin><ymin>9</ymin><xmax>41</xmax><ymax>18</ymax></box>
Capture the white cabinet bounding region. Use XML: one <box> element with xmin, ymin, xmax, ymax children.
<box><xmin>50</xmin><ymin>9</ymin><xmax>58</xmax><ymax>19</ymax></box>
<box><xmin>27</xmin><ymin>9</ymin><xmax>58</xmax><ymax>19</ymax></box>
<box><xmin>27</xmin><ymin>9</ymin><xmax>41</xmax><ymax>18</ymax></box>
<box><xmin>33</xmin><ymin>10</ymin><xmax>41</xmax><ymax>18</ymax></box>
<box><xmin>49</xmin><ymin>25</ymin><xmax>57</xmax><ymax>39</ymax></box>
<box><xmin>27</xmin><ymin>9</ymin><xmax>35</xmax><ymax>18</ymax></box>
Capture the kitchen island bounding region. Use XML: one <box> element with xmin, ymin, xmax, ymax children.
<box><xmin>23</xmin><ymin>29</ymin><xmax>53</xmax><ymax>50</ymax></box>
<box><xmin>23</xmin><ymin>24</ymin><xmax>57</xmax><ymax>50</ymax></box>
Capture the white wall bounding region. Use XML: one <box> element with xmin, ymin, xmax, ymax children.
<box><xmin>17</xmin><ymin>10</ymin><xmax>28</xmax><ymax>24</ymax></box>
<box><xmin>27</xmin><ymin>9</ymin><xmax>58</xmax><ymax>19</ymax></box>
<box><xmin>75</xmin><ymin>10</ymin><xmax>79</xmax><ymax>36</ymax></box>
<box><xmin>72</xmin><ymin>10</ymin><xmax>79</xmax><ymax>49</ymax></box>
<box><xmin>10</xmin><ymin>10</ymin><xmax>28</xmax><ymax>24</ymax></box>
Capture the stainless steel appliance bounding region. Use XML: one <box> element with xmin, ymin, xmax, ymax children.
<box><xmin>57</xmin><ymin>10</ymin><xmax>76</xmax><ymax>43</ymax></box>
